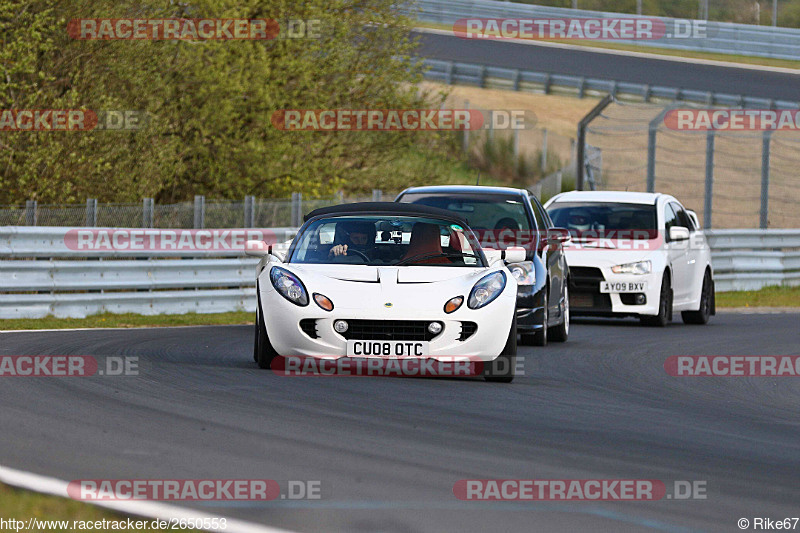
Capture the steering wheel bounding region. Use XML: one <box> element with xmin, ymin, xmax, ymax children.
<box><xmin>346</xmin><ymin>249</ymin><xmax>370</xmax><ymax>262</ymax></box>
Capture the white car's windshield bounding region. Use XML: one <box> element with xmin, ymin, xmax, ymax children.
<box><xmin>289</xmin><ymin>215</ymin><xmax>484</xmax><ymax>267</ymax></box>
<box><xmin>548</xmin><ymin>202</ymin><xmax>658</xmax><ymax>238</ymax></box>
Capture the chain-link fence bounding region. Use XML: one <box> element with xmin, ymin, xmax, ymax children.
<box><xmin>0</xmin><ymin>193</ymin><xmax>386</xmax><ymax>229</ymax></box>
<box><xmin>581</xmin><ymin>100</ymin><xmax>800</xmax><ymax>229</ymax></box>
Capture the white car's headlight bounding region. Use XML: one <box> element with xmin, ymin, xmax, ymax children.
<box><xmin>270</xmin><ymin>266</ymin><xmax>309</xmax><ymax>306</ymax></box>
<box><xmin>611</xmin><ymin>260</ymin><xmax>652</xmax><ymax>275</ymax></box>
<box><xmin>508</xmin><ymin>261</ymin><xmax>535</xmax><ymax>285</ymax></box>
<box><xmin>468</xmin><ymin>271</ymin><xmax>507</xmax><ymax>309</ymax></box>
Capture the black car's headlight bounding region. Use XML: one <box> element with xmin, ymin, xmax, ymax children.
<box><xmin>508</xmin><ymin>261</ymin><xmax>535</xmax><ymax>285</ymax></box>
<box><xmin>468</xmin><ymin>271</ymin><xmax>507</xmax><ymax>309</ymax></box>
<box><xmin>270</xmin><ymin>266</ymin><xmax>309</xmax><ymax>306</ymax></box>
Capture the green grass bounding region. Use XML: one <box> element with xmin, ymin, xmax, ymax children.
<box><xmin>415</xmin><ymin>21</ymin><xmax>800</xmax><ymax>70</ymax></box>
<box><xmin>0</xmin><ymin>483</ymin><xmax>201</xmax><ymax>532</ymax></box>
<box><xmin>0</xmin><ymin>311</ymin><xmax>252</xmax><ymax>331</ymax></box>
<box><xmin>715</xmin><ymin>285</ymin><xmax>800</xmax><ymax>308</ymax></box>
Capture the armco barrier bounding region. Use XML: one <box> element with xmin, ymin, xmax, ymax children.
<box><xmin>421</xmin><ymin>58</ymin><xmax>800</xmax><ymax>109</ymax></box>
<box><xmin>412</xmin><ymin>0</ymin><xmax>800</xmax><ymax>61</ymax></box>
<box><xmin>0</xmin><ymin>227</ymin><xmax>797</xmax><ymax>318</ymax></box>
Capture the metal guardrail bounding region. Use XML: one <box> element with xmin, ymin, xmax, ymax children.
<box><xmin>412</xmin><ymin>0</ymin><xmax>800</xmax><ymax>61</ymax></box>
<box><xmin>0</xmin><ymin>227</ymin><xmax>797</xmax><ymax>318</ymax></box>
<box><xmin>707</xmin><ymin>229</ymin><xmax>800</xmax><ymax>291</ymax></box>
<box><xmin>421</xmin><ymin>58</ymin><xmax>800</xmax><ymax>109</ymax></box>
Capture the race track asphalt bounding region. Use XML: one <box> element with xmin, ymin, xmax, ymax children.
<box><xmin>1</xmin><ymin>312</ymin><xmax>799</xmax><ymax>532</ymax></box>
<box><xmin>414</xmin><ymin>31</ymin><xmax>800</xmax><ymax>102</ymax></box>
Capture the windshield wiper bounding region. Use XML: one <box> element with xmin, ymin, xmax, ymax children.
<box><xmin>393</xmin><ymin>252</ymin><xmax>480</xmax><ymax>266</ymax></box>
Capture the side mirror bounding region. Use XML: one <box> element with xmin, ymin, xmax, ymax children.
<box><xmin>669</xmin><ymin>226</ymin><xmax>690</xmax><ymax>242</ymax></box>
<box><xmin>245</xmin><ymin>240</ymin><xmax>269</xmax><ymax>257</ymax></box>
<box><xmin>502</xmin><ymin>247</ymin><xmax>526</xmax><ymax>264</ymax></box>
<box><xmin>547</xmin><ymin>228</ymin><xmax>571</xmax><ymax>244</ymax></box>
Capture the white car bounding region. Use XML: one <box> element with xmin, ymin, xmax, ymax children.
<box><xmin>544</xmin><ymin>191</ymin><xmax>715</xmax><ymax>326</ymax></box>
<box><xmin>246</xmin><ymin>202</ymin><xmax>524</xmax><ymax>382</ymax></box>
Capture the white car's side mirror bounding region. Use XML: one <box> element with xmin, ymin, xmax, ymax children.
<box><xmin>245</xmin><ymin>240</ymin><xmax>270</xmax><ymax>257</ymax></box>
<box><xmin>483</xmin><ymin>249</ymin><xmax>502</xmax><ymax>265</ymax></box>
<box><xmin>669</xmin><ymin>226</ymin><xmax>690</xmax><ymax>242</ymax></box>
<box><xmin>503</xmin><ymin>247</ymin><xmax>526</xmax><ymax>263</ymax></box>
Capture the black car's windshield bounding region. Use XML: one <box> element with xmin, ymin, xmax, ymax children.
<box><xmin>289</xmin><ymin>215</ymin><xmax>484</xmax><ymax>267</ymax></box>
<box><xmin>398</xmin><ymin>193</ymin><xmax>531</xmax><ymax>231</ymax></box>
<box><xmin>547</xmin><ymin>202</ymin><xmax>657</xmax><ymax>237</ymax></box>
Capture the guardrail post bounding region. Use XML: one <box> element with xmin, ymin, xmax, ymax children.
<box><xmin>244</xmin><ymin>195</ymin><xmax>255</xmax><ymax>228</ymax></box>
<box><xmin>85</xmin><ymin>198</ymin><xmax>98</xmax><ymax>227</ymax></box>
<box><xmin>25</xmin><ymin>200</ymin><xmax>37</xmax><ymax>226</ymax></box>
<box><xmin>643</xmin><ymin>85</ymin><xmax>651</xmax><ymax>102</ymax></box>
<box><xmin>513</xmin><ymin>69</ymin><xmax>521</xmax><ymax>91</ymax></box>
<box><xmin>291</xmin><ymin>192</ymin><xmax>302</xmax><ymax>227</ymax></box>
<box><xmin>543</xmin><ymin>73</ymin><xmax>552</xmax><ymax>95</ymax></box>
<box><xmin>446</xmin><ymin>61</ymin><xmax>454</xmax><ymax>85</ymax></box>
<box><xmin>576</xmin><ymin>94</ymin><xmax>613</xmax><ymax>190</ymax></box>
<box><xmin>479</xmin><ymin>65</ymin><xmax>487</xmax><ymax>88</ymax></box>
<box><xmin>193</xmin><ymin>195</ymin><xmax>205</xmax><ymax>229</ymax></box>
<box><xmin>372</xmin><ymin>189</ymin><xmax>383</xmax><ymax>202</ymax></box>
<box><xmin>703</xmin><ymin>132</ymin><xmax>715</xmax><ymax>229</ymax></box>
<box><xmin>142</xmin><ymin>198</ymin><xmax>154</xmax><ymax>228</ymax></box>
<box><xmin>578</xmin><ymin>78</ymin><xmax>586</xmax><ymax>99</ymax></box>
<box><xmin>760</xmin><ymin>131</ymin><xmax>772</xmax><ymax>229</ymax></box>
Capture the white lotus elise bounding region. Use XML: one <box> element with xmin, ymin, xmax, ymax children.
<box><xmin>246</xmin><ymin>202</ymin><xmax>523</xmax><ymax>382</ymax></box>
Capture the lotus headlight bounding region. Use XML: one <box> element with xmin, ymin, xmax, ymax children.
<box><xmin>270</xmin><ymin>266</ymin><xmax>309</xmax><ymax>306</ymax></box>
<box><xmin>468</xmin><ymin>271</ymin><xmax>507</xmax><ymax>309</ymax></box>
<box><xmin>611</xmin><ymin>260</ymin><xmax>652</xmax><ymax>275</ymax></box>
<box><xmin>508</xmin><ymin>261</ymin><xmax>535</xmax><ymax>285</ymax></box>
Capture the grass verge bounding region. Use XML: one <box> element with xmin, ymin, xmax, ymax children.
<box><xmin>0</xmin><ymin>312</ymin><xmax>252</xmax><ymax>331</ymax></box>
<box><xmin>0</xmin><ymin>483</ymin><xmax>201</xmax><ymax>532</ymax></box>
<box><xmin>715</xmin><ymin>285</ymin><xmax>800</xmax><ymax>308</ymax></box>
<box><xmin>0</xmin><ymin>286</ymin><xmax>797</xmax><ymax>332</ymax></box>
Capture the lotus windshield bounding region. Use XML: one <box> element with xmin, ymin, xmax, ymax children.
<box><xmin>289</xmin><ymin>216</ymin><xmax>485</xmax><ymax>267</ymax></box>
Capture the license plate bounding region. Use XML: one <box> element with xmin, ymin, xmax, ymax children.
<box><xmin>600</xmin><ymin>281</ymin><xmax>647</xmax><ymax>293</ymax></box>
<box><xmin>346</xmin><ymin>340</ymin><xmax>429</xmax><ymax>357</ymax></box>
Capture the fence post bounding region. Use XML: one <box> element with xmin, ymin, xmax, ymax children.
<box><xmin>193</xmin><ymin>195</ymin><xmax>205</xmax><ymax>229</ymax></box>
<box><xmin>25</xmin><ymin>200</ymin><xmax>37</xmax><ymax>226</ymax></box>
<box><xmin>646</xmin><ymin>125</ymin><xmax>657</xmax><ymax>193</ymax></box>
<box><xmin>487</xmin><ymin>110</ymin><xmax>494</xmax><ymax>140</ymax></box>
<box><xmin>576</xmin><ymin>94</ymin><xmax>613</xmax><ymax>190</ymax></box>
<box><xmin>463</xmin><ymin>100</ymin><xmax>470</xmax><ymax>153</ymax></box>
<box><xmin>291</xmin><ymin>192</ymin><xmax>302</xmax><ymax>227</ymax></box>
<box><xmin>760</xmin><ymin>131</ymin><xmax>771</xmax><ymax>229</ymax></box>
<box><xmin>703</xmin><ymin>132</ymin><xmax>715</xmax><ymax>229</ymax></box>
<box><xmin>85</xmin><ymin>198</ymin><xmax>98</xmax><ymax>227</ymax></box>
<box><xmin>244</xmin><ymin>195</ymin><xmax>255</xmax><ymax>228</ymax></box>
<box><xmin>513</xmin><ymin>128</ymin><xmax>520</xmax><ymax>169</ymax></box>
<box><xmin>541</xmin><ymin>128</ymin><xmax>548</xmax><ymax>172</ymax></box>
<box><xmin>142</xmin><ymin>198</ymin><xmax>154</xmax><ymax>228</ymax></box>
<box><xmin>372</xmin><ymin>189</ymin><xmax>383</xmax><ymax>202</ymax></box>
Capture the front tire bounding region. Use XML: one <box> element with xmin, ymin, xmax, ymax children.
<box><xmin>485</xmin><ymin>315</ymin><xmax>517</xmax><ymax>383</ymax></box>
<box><xmin>548</xmin><ymin>283</ymin><xmax>569</xmax><ymax>343</ymax></box>
<box><xmin>640</xmin><ymin>272</ymin><xmax>672</xmax><ymax>327</ymax></box>
<box><xmin>682</xmin><ymin>270</ymin><xmax>712</xmax><ymax>325</ymax></box>
<box><xmin>255</xmin><ymin>290</ymin><xmax>278</xmax><ymax>369</ymax></box>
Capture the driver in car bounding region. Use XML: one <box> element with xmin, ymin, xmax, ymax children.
<box><xmin>328</xmin><ymin>221</ymin><xmax>374</xmax><ymax>258</ymax></box>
